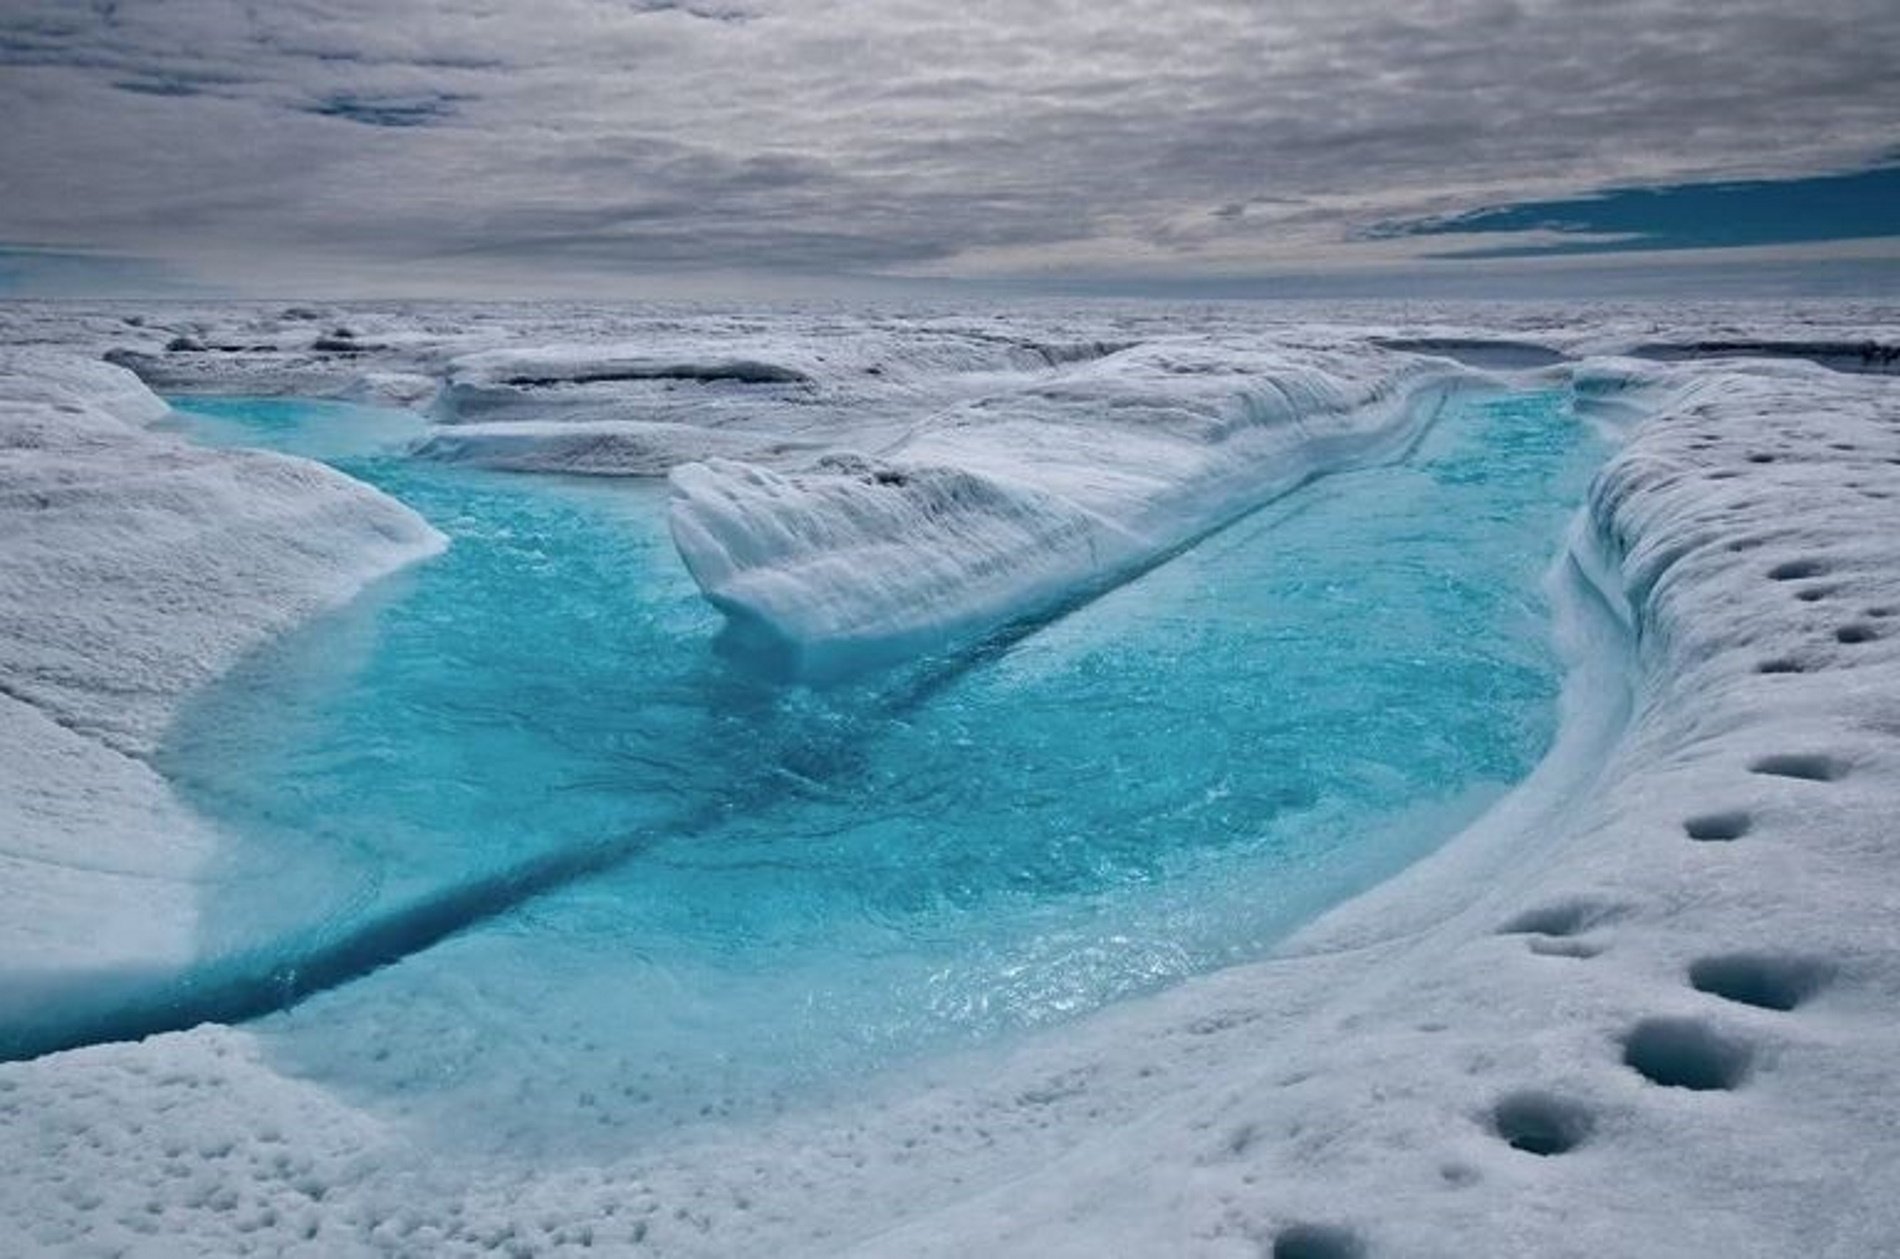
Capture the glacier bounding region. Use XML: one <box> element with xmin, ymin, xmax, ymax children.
<box><xmin>0</xmin><ymin>297</ymin><xmax>1896</xmax><ymax>1257</ymax></box>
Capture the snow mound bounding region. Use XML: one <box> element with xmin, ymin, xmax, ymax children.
<box><xmin>0</xmin><ymin>352</ymin><xmax>444</xmax><ymax>1026</ymax></box>
<box><xmin>668</xmin><ymin>343</ymin><xmax>1460</xmax><ymax>675</ymax></box>
<box><xmin>0</xmin><ymin>354</ymin><xmax>445</xmax><ymax>755</ymax></box>
<box><xmin>419</xmin><ymin>329</ymin><xmax>1147</xmax><ymax>463</ymax></box>
<box><xmin>0</xmin><ymin>348</ymin><xmax>172</xmax><ymax>427</ymax></box>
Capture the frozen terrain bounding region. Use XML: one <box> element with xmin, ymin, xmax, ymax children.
<box><xmin>0</xmin><ymin>349</ymin><xmax>441</xmax><ymax>1048</ymax></box>
<box><xmin>0</xmin><ymin>298</ymin><xmax>1896</xmax><ymax>1256</ymax></box>
<box><xmin>667</xmin><ymin>343</ymin><xmax>1456</xmax><ymax>675</ymax></box>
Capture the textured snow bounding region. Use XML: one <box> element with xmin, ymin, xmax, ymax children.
<box><xmin>417</xmin><ymin>327</ymin><xmax>1146</xmax><ymax>484</ymax></box>
<box><xmin>0</xmin><ymin>299</ymin><xmax>1896</xmax><ymax>1256</ymax></box>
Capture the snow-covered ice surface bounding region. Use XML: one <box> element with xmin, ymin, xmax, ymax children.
<box><xmin>0</xmin><ymin>348</ymin><xmax>442</xmax><ymax>1050</ymax></box>
<box><xmin>0</xmin><ymin>298</ymin><xmax>1897</xmax><ymax>1256</ymax></box>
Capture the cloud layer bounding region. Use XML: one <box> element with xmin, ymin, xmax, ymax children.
<box><xmin>2</xmin><ymin>0</ymin><xmax>1896</xmax><ymax>292</ymax></box>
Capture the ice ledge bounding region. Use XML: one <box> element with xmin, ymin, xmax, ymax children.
<box><xmin>0</xmin><ymin>353</ymin><xmax>445</xmax><ymax>1003</ymax></box>
<box><xmin>0</xmin><ymin>354</ymin><xmax>446</xmax><ymax>756</ymax></box>
<box><xmin>668</xmin><ymin>343</ymin><xmax>1464</xmax><ymax>677</ymax></box>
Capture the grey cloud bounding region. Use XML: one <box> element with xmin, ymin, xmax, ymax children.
<box><xmin>112</xmin><ymin>77</ymin><xmax>204</xmax><ymax>97</ymax></box>
<box><xmin>109</xmin><ymin>67</ymin><xmax>253</xmax><ymax>98</ymax></box>
<box><xmin>0</xmin><ymin>0</ymin><xmax>1894</xmax><ymax>290</ymax></box>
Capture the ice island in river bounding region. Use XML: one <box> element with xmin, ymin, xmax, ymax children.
<box><xmin>1</xmin><ymin>298</ymin><xmax>1897</xmax><ymax>1257</ymax></box>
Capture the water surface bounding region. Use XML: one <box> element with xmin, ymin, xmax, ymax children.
<box><xmin>160</xmin><ymin>391</ymin><xmax>1600</xmax><ymax>1152</ymax></box>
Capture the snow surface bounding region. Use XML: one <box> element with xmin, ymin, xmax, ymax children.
<box><xmin>0</xmin><ymin>349</ymin><xmax>442</xmax><ymax>1044</ymax></box>
<box><xmin>0</xmin><ymin>299</ymin><xmax>1897</xmax><ymax>1256</ymax></box>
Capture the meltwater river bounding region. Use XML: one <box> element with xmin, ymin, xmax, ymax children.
<box><xmin>157</xmin><ymin>389</ymin><xmax>1601</xmax><ymax>1151</ymax></box>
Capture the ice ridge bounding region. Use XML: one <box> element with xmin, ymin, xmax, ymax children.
<box><xmin>668</xmin><ymin>343</ymin><xmax>1461</xmax><ymax>676</ymax></box>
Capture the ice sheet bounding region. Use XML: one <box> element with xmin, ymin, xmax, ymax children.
<box><xmin>0</xmin><ymin>300</ymin><xmax>1896</xmax><ymax>1257</ymax></box>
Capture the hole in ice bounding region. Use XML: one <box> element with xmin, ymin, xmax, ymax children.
<box><xmin>1491</xmin><ymin>1090</ymin><xmax>1595</xmax><ymax>1155</ymax></box>
<box><xmin>1498</xmin><ymin>899</ymin><xmax>1622</xmax><ymax>937</ymax></box>
<box><xmin>1622</xmin><ymin>1017</ymin><xmax>1753</xmax><ymax>1091</ymax></box>
<box><xmin>1683</xmin><ymin>810</ymin><xmax>1751</xmax><ymax>841</ymax></box>
<box><xmin>1689</xmin><ymin>953</ymin><xmax>1834</xmax><ymax>1011</ymax></box>
<box><xmin>1749</xmin><ymin>753</ymin><xmax>1847</xmax><ymax>782</ymax></box>
<box><xmin>1272</xmin><ymin>1223</ymin><xmax>1367</xmax><ymax>1259</ymax></box>
<box><xmin>1836</xmin><ymin>624</ymin><xmax>1881</xmax><ymax>644</ymax></box>
<box><xmin>1745</xmin><ymin>452</ymin><xmax>1776</xmax><ymax>464</ymax></box>
<box><xmin>1755</xmin><ymin>656</ymin><xmax>1809</xmax><ymax>674</ymax></box>
<box><xmin>1768</xmin><ymin>559</ymin><xmax>1829</xmax><ymax>581</ymax></box>
<box><xmin>1867</xmin><ymin>607</ymin><xmax>1895</xmax><ymax>619</ymax></box>
<box><xmin>1795</xmin><ymin>587</ymin><xmax>1833</xmax><ymax>603</ymax></box>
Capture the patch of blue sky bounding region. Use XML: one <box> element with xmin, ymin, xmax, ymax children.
<box><xmin>1367</xmin><ymin>163</ymin><xmax>1900</xmax><ymax>258</ymax></box>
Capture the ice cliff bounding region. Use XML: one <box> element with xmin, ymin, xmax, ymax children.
<box><xmin>667</xmin><ymin>342</ymin><xmax>1459</xmax><ymax>675</ymax></box>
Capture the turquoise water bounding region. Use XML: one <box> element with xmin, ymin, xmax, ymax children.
<box><xmin>158</xmin><ymin>391</ymin><xmax>1600</xmax><ymax>1151</ymax></box>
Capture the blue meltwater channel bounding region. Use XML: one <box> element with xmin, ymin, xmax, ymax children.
<box><xmin>158</xmin><ymin>390</ymin><xmax>1603</xmax><ymax>1154</ymax></box>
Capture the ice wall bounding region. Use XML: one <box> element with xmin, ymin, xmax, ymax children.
<box><xmin>667</xmin><ymin>343</ymin><xmax>1461</xmax><ymax>675</ymax></box>
<box><xmin>0</xmin><ymin>352</ymin><xmax>444</xmax><ymax>1020</ymax></box>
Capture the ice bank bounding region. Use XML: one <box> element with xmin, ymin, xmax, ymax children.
<box><xmin>0</xmin><ymin>352</ymin><xmax>443</xmax><ymax>1052</ymax></box>
<box><xmin>847</xmin><ymin>353</ymin><xmax>1900</xmax><ymax>1258</ymax></box>
<box><xmin>667</xmin><ymin>342</ymin><xmax>1463</xmax><ymax>676</ymax></box>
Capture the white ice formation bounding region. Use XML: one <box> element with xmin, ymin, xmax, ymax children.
<box><xmin>667</xmin><ymin>342</ymin><xmax>1457</xmax><ymax>674</ymax></box>
<box><xmin>0</xmin><ymin>348</ymin><xmax>441</xmax><ymax>1036</ymax></box>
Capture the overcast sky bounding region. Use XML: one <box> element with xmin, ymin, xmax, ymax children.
<box><xmin>2</xmin><ymin>0</ymin><xmax>1896</xmax><ymax>296</ymax></box>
